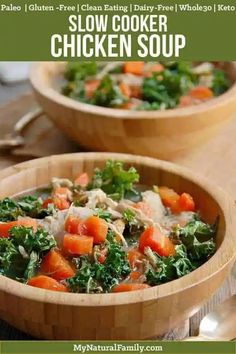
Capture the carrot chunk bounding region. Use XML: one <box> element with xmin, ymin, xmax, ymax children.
<box><xmin>63</xmin><ymin>234</ymin><xmax>93</xmax><ymax>255</ymax></box>
<box><xmin>40</xmin><ymin>249</ymin><xmax>75</xmax><ymax>281</ymax></box>
<box><xmin>189</xmin><ymin>86</ymin><xmax>213</xmax><ymax>100</ymax></box>
<box><xmin>139</xmin><ymin>226</ymin><xmax>176</xmax><ymax>257</ymax></box>
<box><xmin>112</xmin><ymin>283</ymin><xmax>150</xmax><ymax>292</ymax></box>
<box><xmin>144</xmin><ymin>63</ymin><xmax>164</xmax><ymax>77</ymax></box>
<box><xmin>28</xmin><ymin>275</ymin><xmax>68</xmax><ymax>292</ymax></box>
<box><xmin>178</xmin><ymin>193</ymin><xmax>195</xmax><ymax>212</ymax></box>
<box><xmin>85</xmin><ymin>80</ymin><xmax>100</xmax><ymax>98</ymax></box>
<box><xmin>119</xmin><ymin>83</ymin><xmax>131</xmax><ymax>98</ymax></box>
<box><xmin>74</xmin><ymin>172</ymin><xmax>89</xmax><ymax>187</ymax></box>
<box><xmin>123</xmin><ymin>62</ymin><xmax>144</xmax><ymax>76</ymax></box>
<box><xmin>127</xmin><ymin>248</ymin><xmax>144</xmax><ymax>268</ymax></box>
<box><xmin>0</xmin><ymin>219</ymin><xmax>37</xmax><ymax>238</ymax></box>
<box><xmin>84</xmin><ymin>216</ymin><xmax>108</xmax><ymax>244</ymax></box>
<box><xmin>65</xmin><ymin>215</ymin><xmax>85</xmax><ymax>235</ymax></box>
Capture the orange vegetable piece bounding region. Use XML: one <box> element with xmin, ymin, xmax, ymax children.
<box><xmin>0</xmin><ymin>219</ymin><xmax>37</xmax><ymax>238</ymax></box>
<box><xmin>63</xmin><ymin>234</ymin><xmax>93</xmax><ymax>255</ymax></box>
<box><xmin>130</xmin><ymin>85</ymin><xmax>142</xmax><ymax>99</ymax></box>
<box><xmin>84</xmin><ymin>216</ymin><xmax>108</xmax><ymax>244</ymax></box>
<box><xmin>178</xmin><ymin>193</ymin><xmax>195</xmax><ymax>212</ymax></box>
<box><xmin>119</xmin><ymin>83</ymin><xmax>131</xmax><ymax>98</ymax></box>
<box><xmin>134</xmin><ymin>201</ymin><xmax>152</xmax><ymax>218</ymax></box>
<box><xmin>97</xmin><ymin>248</ymin><xmax>107</xmax><ymax>264</ymax></box>
<box><xmin>42</xmin><ymin>198</ymin><xmax>54</xmax><ymax>209</ymax></box>
<box><xmin>28</xmin><ymin>275</ymin><xmax>68</xmax><ymax>292</ymax></box>
<box><xmin>53</xmin><ymin>187</ymin><xmax>72</xmax><ymax>200</ymax></box>
<box><xmin>123</xmin><ymin>62</ymin><xmax>145</xmax><ymax>76</ymax></box>
<box><xmin>119</xmin><ymin>102</ymin><xmax>137</xmax><ymax>110</ymax></box>
<box><xmin>189</xmin><ymin>86</ymin><xmax>213</xmax><ymax>100</ymax></box>
<box><xmin>53</xmin><ymin>197</ymin><xmax>70</xmax><ymax>211</ymax></box>
<box><xmin>139</xmin><ymin>226</ymin><xmax>176</xmax><ymax>257</ymax></box>
<box><xmin>128</xmin><ymin>248</ymin><xmax>143</xmax><ymax>268</ymax></box>
<box><xmin>74</xmin><ymin>172</ymin><xmax>89</xmax><ymax>187</ymax></box>
<box><xmin>112</xmin><ymin>283</ymin><xmax>150</xmax><ymax>292</ymax></box>
<box><xmin>130</xmin><ymin>271</ymin><xmax>142</xmax><ymax>281</ymax></box>
<box><xmin>65</xmin><ymin>215</ymin><xmax>85</xmax><ymax>235</ymax></box>
<box><xmin>40</xmin><ymin>249</ymin><xmax>75</xmax><ymax>281</ymax></box>
<box><xmin>159</xmin><ymin>186</ymin><xmax>180</xmax><ymax>210</ymax></box>
<box><xmin>85</xmin><ymin>80</ymin><xmax>100</xmax><ymax>98</ymax></box>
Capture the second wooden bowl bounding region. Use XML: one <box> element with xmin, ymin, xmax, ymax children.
<box><xmin>30</xmin><ymin>62</ymin><xmax>236</xmax><ymax>160</ymax></box>
<box><xmin>0</xmin><ymin>152</ymin><xmax>235</xmax><ymax>340</ymax></box>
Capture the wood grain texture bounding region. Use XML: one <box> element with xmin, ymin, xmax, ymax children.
<box><xmin>30</xmin><ymin>62</ymin><xmax>236</xmax><ymax>160</ymax></box>
<box><xmin>0</xmin><ymin>153</ymin><xmax>235</xmax><ymax>340</ymax></box>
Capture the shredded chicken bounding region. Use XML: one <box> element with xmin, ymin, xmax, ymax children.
<box><xmin>192</xmin><ymin>62</ymin><xmax>214</xmax><ymax>75</ymax></box>
<box><xmin>144</xmin><ymin>246</ymin><xmax>157</xmax><ymax>268</ymax></box>
<box><xmin>113</xmin><ymin>219</ymin><xmax>125</xmax><ymax>235</ymax></box>
<box><xmin>108</xmin><ymin>222</ymin><xmax>128</xmax><ymax>247</ymax></box>
<box><xmin>85</xmin><ymin>189</ymin><xmax>118</xmax><ymax>209</ymax></box>
<box><xmin>96</xmin><ymin>62</ymin><xmax>124</xmax><ymax>79</ymax></box>
<box><xmin>51</xmin><ymin>177</ymin><xmax>73</xmax><ymax>189</ymax></box>
<box><xmin>142</xmin><ymin>190</ymin><xmax>166</xmax><ymax>223</ymax></box>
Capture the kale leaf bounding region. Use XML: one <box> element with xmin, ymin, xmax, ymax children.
<box><xmin>0</xmin><ymin>226</ymin><xmax>56</xmax><ymax>281</ymax></box>
<box><xmin>64</xmin><ymin>62</ymin><xmax>97</xmax><ymax>81</ymax></box>
<box><xmin>211</xmin><ymin>69</ymin><xmax>230</xmax><ymax>96</ymax></box>
<box><xmin>0</xmin><ymin>198</ymin><xmax>23</xmax><ymax>222</ymax></box>
<box><xmin>89</xmin><ymin>160</ymin><xmax>141</xmax><ymax>201</ymax></box>
<box><xmin>91</xmin><ymin>75</ymin><xmax>127</xmax><ymax>107</ymax></box>
<box><xmin>67</xmin><ymin>243</ymin><xmax>131</xmax><ymax>293</ymax></box>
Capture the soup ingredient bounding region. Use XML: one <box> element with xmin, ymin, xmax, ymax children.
<box><xmin>139</xmin><ymin>226</ymin><xmax>176</xmax><ymax>257</ymax></box>
<box><xmin>40</xmin><ymin>249</ymin><xmax>75</xmax><ymax>281</ymax></box>
<box><xmin>62</xmin><ymin>61</ymin><xmax>230</xmax><ymax>111</ymax></box>
<box><xmin>28</xmin><ymin>275</ymin><xmax>68</xmax><ymax>292</ymax></box>
<box><xmin>112</xmin><ymin>283</ymin><xmax>150</xmax><ymax>292</ymax></box>
<box><xmin>63</xmin><ymin>234</ymin><xmax>94</xmax><ymax>255</ymax></box>
<box><xmin>0</xmin><ymin>160</ymin><xmax>217</xmax><ymax>293</ymax></box>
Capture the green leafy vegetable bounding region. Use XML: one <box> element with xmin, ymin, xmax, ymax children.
<box><xmin>91</xmin><ymin>75</ymin><xmax>127</xmax><ymax>107</ymax></box>
<box><xmin>0</xmin><ymin>226</ymin><xmax>56</xmax><ymax>281</ymax></box>
<box><xmin>67</xmin><ymin>243</ymin><xmax>131</xmax><ymax>293</ymax></box>
<box><xmin>89</xmin><ymin>160</ymin><xmax>140</xmax><ymax>201</ymax></box>
<box><xmin>94</xmin><ymin>208</ymin><xmax>112</xmax><ymax>222</ymax></box>
<box><xmin>211</xmin><ymin>69</ymin><xmax>230</xmax><ymax>96</ymax></box>
<box><xmin>122</xmin><ymin>209</ymin><xmax>136</xmax><ymax>225</ymax></box>
<box><xmin>0</xmin><ymin>198</ymin><xmax>23</xmax><ymax>222</ymax></box>
<box><xmin>64</xmin><ymin>62</ymin><xmax>97</xmax><ymax>81</ymax></box>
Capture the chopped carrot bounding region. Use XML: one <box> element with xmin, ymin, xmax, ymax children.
<box><xmin>178</xmin><ymin>193</ymin><xmax>195</xmax><ymax>212</ymax></box>
<box><xmin>84</xmin><ymin>216</ymin><xmax>108</xmax><ymax>244</ymax></box>
<box><xmin>112</xmin><ymin>283</ymin><xmax>150</xmax><ymax>292</ymax></box>
<box><xmin>144</xmin><ymin>63</ymin><xmax>164</xmax><ymax>77</ymax></box>
<box><xmin>28</xmin><ymin>275</ymin><xmax>68</xmax><ymax>292</ymax></box>
<box><xmin>179</xmin><ymin>95</ymin><xmax>195</xmax><ymax>107</ymax></box>
<box><xmin>127</xmin><ymin>248</ymin><xmax>143</xmax><ymax>268</ymax></box>
<box><xmin>159</xmin><ymin>186</ymin><xmax>180</xmax><ymax>211</ymax></box>
<box><xmin>134</xmin><ymin>201</ymin><xmax>152</xmax><ymax>218</ymax></box>
<box><xmin>97</xmin><ymin>248</ymin><xmax>107</xmax><ymax>264</ymax></box>
<box><xmin>123</xmin><ymin>62</ymin><xmax>144</xmax><ymax>76</ymax></box>
<box><xmin>53</xmin><ymin>196</ymin><xmax>70</xmax><ymax>210</ymax></box>
<box><xmin>139</xmin><ymin>226</ymin><xmax>176</xmax><ymax>257</ymax></box>
<box><xmin>65</xmin><ymin>215</ymin><xmax>85</xmax><ymax>235</ymax></box>
<box><xmin>42</xmin><ymin>198</ymin><xmax>54</xmax><ymax>209</ymax></box>
<box><xmin>0</xmin><ymin>219</ymin><xmax>37</xmax><ymax>238</ymax></box>
<box><xmin>85</xmin><ymin>80</ymin><xmax>100</xmax><ymax>98</ymax></box>
<box><xmin>40</xmin><ymin>249</ymin><xmax>75</xmax><ymax>281</ymax></box>
<box><xmin>130</xmin><ymin>271</ymin><xmax>142</xmax><ymax>281</ymax></box>
<box><xmin>63</xmin><ymin>234</ymin><xmax>93</xmax><ymax>255</ymax></box>
<box><xmin>74</xmin><ymin>173</ymin><xmax>89</xmax><ymax>188</ymax></box>
<box><xmin>189</xmin><ymin>86</ymin><xmax>213</xmax><ymax>100</ymax></box>
<box><xmin>119</xmin><ymin>83</ymin><xmax>131</xmax><ymax>98</ymax></box>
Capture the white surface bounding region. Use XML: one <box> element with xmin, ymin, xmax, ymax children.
<box><xmin>0</xmin><ymin>62</ymin><xmax>31</xmax><ymax>83</ymax></box>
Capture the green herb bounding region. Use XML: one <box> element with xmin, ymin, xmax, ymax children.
<box><xmin>94</xmin><ymin>208</ymin><xmax>112</xmax><ymax>222</ymax></box>
<box><xmin>91</xmin><ymin>75</ymin><xmax>127</xmax><ymax>107</ymax></box>
<box><xmin>64</xmin><ymin>62</ymin><xmax>97</xmax><ymax>81</ymax></box>
<box><xmin>211</xmin><ymin>69</ymin><xmax>230</xmax><ymax>96</ymax></box>
<box><xmin>0</xmin><ymin>198</ymin><xmax>23</xmax><ymax>222</ymax></box>
<box><xmin>122</xmin><ymin>209</ymin><xmax>136</xmax><ymax>225</ymax></box>
<box><xmin>17</xmin><ymin>195</ymin><xmax>55</xmax><ymax>219</ymax></box>
<box><xmin>67</xmin><ymin>243</ymin><xmax>131</xmax><ymax>293</ymax></box>
<box><xmin>0</xmin><ymin>226</ymin><xmax>56</xmax><ymax>281</ymax></box>
<box><xmin>89</xmin><ymin>160</ymin><xmax>140</xmax><ymax>201</ymax></box>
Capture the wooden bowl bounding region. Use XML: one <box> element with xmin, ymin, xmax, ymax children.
<box><xmin>0</xmin><ymin>152</ymin><xmax>235</xmax><ymax>340</ymax></box>
<box><xmin>30</xmin><ymin>62</ymin><xmax>236</xmax><ymax>160</ymax></box>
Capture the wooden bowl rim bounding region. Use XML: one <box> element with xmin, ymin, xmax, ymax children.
<box><xmin>0</xmin><ymin>152</ymin><xmax>235</xmax><ymax>306</ymax></box>
<box><xmin>30</xmin><ymin>62</ymin><xmax>236</xmax><ymax>120</ymax></box>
